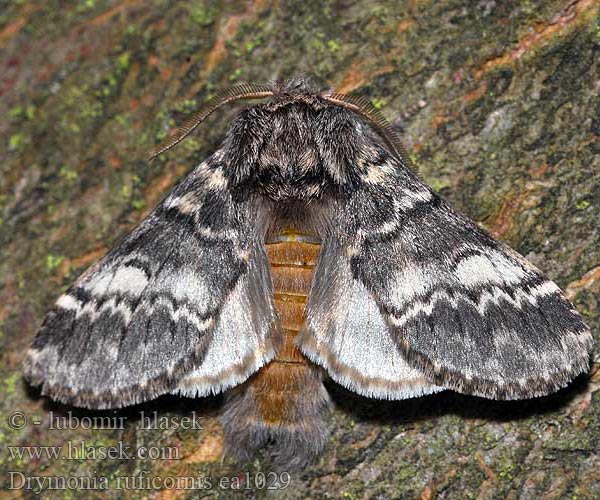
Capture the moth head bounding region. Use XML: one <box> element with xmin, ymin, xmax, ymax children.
<box><xmin>270</xmin><ymin>76</ymin><xmax>325</xmax><ymax>97</ymax></box>
<box><xmin>149</xmin><ymin>78</ymin><xmax>411</xmax><ymax>168</ymax></box>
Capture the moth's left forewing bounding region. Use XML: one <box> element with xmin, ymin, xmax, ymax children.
<box><xmin>23</xmin><ymin>154</ymin><xmax>278</xmax><ymax>408</ymax></box>
<box><xmin>172</xmin><ymin>241</ymin><xmax>280</xmax><ymax>398</ymax></box>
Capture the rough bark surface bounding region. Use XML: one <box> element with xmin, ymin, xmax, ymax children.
<box><xmin>1</xmin><ymin>1</ymin><xmax>599</xmax><ymax>498</ymax></box>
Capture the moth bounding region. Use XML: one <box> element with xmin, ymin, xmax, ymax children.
<box><xmin>23</xmin><ymin>77</ymin><xmax>593</xmax><ymax>468</ymax></box>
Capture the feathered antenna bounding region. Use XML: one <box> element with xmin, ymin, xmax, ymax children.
<box><xmin>149</xmin><ymin>84</ymin><xmax>273</xmax><ymax>160</ymax></box>
<box><xmin>322</xmin><ymin>93</ymin><xmax>413</xmax><ymax>168</ymax></box>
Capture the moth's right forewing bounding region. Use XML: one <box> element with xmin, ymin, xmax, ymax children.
<box><xmin>339</xmin><ymin>155</ymin><xmax>593</xmax><ymax>400</ymax></box>
<box><xmin>23</xmin><ymin>154</ymin><xmax>277</xmax><ymax>409</ymax></box>
<box><xmin>300</xmin><ymin>143</ymin><xmax>593</xmax><ymax>401</ymax></box>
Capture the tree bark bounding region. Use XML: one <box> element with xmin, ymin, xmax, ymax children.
<box><xmin>1</xmin><ymin>1</ymin><xmax>599</xmax><ymax>498</ymax></box>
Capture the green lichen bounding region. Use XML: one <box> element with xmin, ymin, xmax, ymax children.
<box><xmin>229</xmin><ymin>67</ymin><xmax>243</xmax><ymax>82</ymax></box>
<box><xmin>8</xmin><ymin>104</ymin><xmax>35</xmax><ymax>121</ymax></box>
<box><xmin>497</xmin><ymin>460</ymin><xmax>516</xmax><ymax>482</ymax></box>
<box><xmin>72</xmin><ymin>0</ymin><xmax>101</xmax><ymax>18</ymax></box>
<box><xmin>371</xmin><ymin>97</ymin><xmax>387</xmax><ymax>110</ymax></box>
<box><xmin>117</xmin><ymin>51</ymin><xmax>130</xmax><ymax>71</ymax></box>
<box><xmin>326</xmin><ymin>39</ymin><xmax>341</xmax><ymax>53</ymax></box>
<box><xmin>189</xmin><ymin>5</ymin><xmax>215</xmax><ymax>27</ymax></box>
<box><xmin>59</xmin><ymin>166</ymin><xmax>79</xmax><ymax>183</ymax></box>
<box><xmin>4</xmin><ymin>372</ymin><xmax>19</xmax><ymax>395</ymax></box>
<box><xmin>174</xmin><ymin>98</ymin><xmax>198</xmax><ymax>113</ymax></box>
<box><xmin>575</xmin><ymin>199</ymin><xmax>591</xmax><ymax>210</ymax></box>
<box><xmin>428</xmin><ymin>177</ymin><xmax>453</xmax><ymax>193</ymax></box>
<box><xmin>245</xmin><ymin>34</ymin><xmax>264</xmax><ymax>53</ymax></box>
<box><xmin>45</xmin><ymin>254</ymin><xmax>64</xmax><ymax>273</ymax></box>
<box><xmin>8</xmin><ymin>133</ymin><xmax>24</xmax><ymax>151</ymax></box>
<box><xmin>131</xmin><ymin>199</ymin><xmax>145</xmax><ymax>211</ymax></box>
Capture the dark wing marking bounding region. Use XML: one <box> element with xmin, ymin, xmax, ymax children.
<box><xmin>23</xmin><ymin>153</ymin><xmax>277</xmax><ymax>409</ymax></box>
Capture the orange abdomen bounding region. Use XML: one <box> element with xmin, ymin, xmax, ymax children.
<box><xmin>250</xmin><ymin>234</ymin><xmax>321</xmax><ymax>425</ymax></box>
<box><xmin>221</xmin><ymin>232</ymin><xmax>329</xmax><ymax>464</ymax></box>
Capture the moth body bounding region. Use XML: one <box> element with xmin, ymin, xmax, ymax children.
<box><xmin>23</xmin><ymin>78</ymin><xmax>593</xmax><ymax>468</ymax></box>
